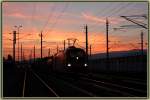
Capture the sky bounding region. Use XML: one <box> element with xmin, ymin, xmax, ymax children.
<box><xmin>2</xmin><ymin>2</ymin><xmax>148</xmax><ymax>60</ymax></box>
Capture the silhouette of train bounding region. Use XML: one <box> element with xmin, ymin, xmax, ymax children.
<box><xmin>52</xmin><ymin>46</ymin><xmax>88</xmax><ymax>72</ymax></box>
<box><xmin>32</xmin><ymin>46</ymin><xmax>88</xmax><ymax>73</ymax></box>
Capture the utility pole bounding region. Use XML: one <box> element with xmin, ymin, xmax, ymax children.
<box><xmin>34</xmin><ymin>45</ymin><xmax>35</xmax><ymax>62</ymax></box>
<box><xmin>64</xmin><ymin>40</ymin><xmax>66</xmax><ymax>51</ymax></box>
<box><xmin>23</xmin><ymin>51</ymin><xmax>24</xmax><ymax>61</ymax></box>
<box><xmin>21</xmin><ymin>43</ymin><xmax>22</xmax><ymax>62</ymax></box>
<box><xmin>40</xmin><ymin>31</ymin><xmax>43</xmax><ymax>59</ymax></box>
<box><xmin>106</xmin><ymin>18</ymin><xmax>109</xmax><ymax>70</ymax></box>
<box><xmin>90</xmin><ymin>44</ymin><xmax>92</xmax><ymax>56</ymax></box>
<box><xmin>141</xmin><ymin>31</ymin><xmax>144</xmax><ymax>56</ymax></box>
<box><xmin>48</xmin><ymin>48</ymin><xmax>50</xmax><ymax>57</ymax></box>
<box><xmin>68</xmin><ymin>39</ymin><xmax>70</xmax><ymax>47</ymax></box>
<box><xmin>14</xmin><ymin>25</ymin><xmax>22</xmax><ymax>62</ymax></box>
<box><xmin>30</xmin><ymin>50</ymin><xmax>32</xmax><ymax>60</ymax></box>
<box><xmin>57</xmin><ymin>45</ymin><xmax>59</xmax><ymax>53</ymax></box>
<box><xmin>13</xmin><ymin>31</ymin><xmax>17</xmax><ymax>62</ymax></box>
<box><xmin>85</xmin><ymin>24</ymin><xmax>88</xmax><ymax>62</ymax></box>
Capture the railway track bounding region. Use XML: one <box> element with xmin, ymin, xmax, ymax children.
<box><xmin>22</xmin><ymin>68</ymin><xmax>97</xmax><ymax>97</ymax></box>
<box><xmin>19</xmin><ymin>67</ymin><xmax>147</xmax><ymax>97</ymax></box>
<box><xmin>50</xmin><ymin>72</ymin><xmax>147</xmax><ymax>97</ymax></box>
<box><xmin>34</xmin><ymin>70</ymin><xmax>97</xmax><ymax>97</ymax></box>
<box><xmin>77</xmin><ymin>72</ymin><xmax>147</xmax><ymax>91</ymax></box>
<box><xmin>79</xmin><ymin>73</ymin><xmax>147</xmax><ymax>96</ymax></box>
<box><xmin>22</xmin><ymin>68</ymin><xmax>59</xmax><ymax>97</ymax></box>
<box><xmin>49</xmin><ymin>72</ymin><xmax>134</xmax><ymax>97</ymax></box>
<box><xmin>80</xmin><ymin>73</ymin><xmax>147</xmax><ymax>92</ymax></box>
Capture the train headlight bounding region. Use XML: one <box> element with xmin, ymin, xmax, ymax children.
<box><xmin>67</xmin><ymin>63</ymin><xmax>71</xmax><ymax>67</ymax></box>
<box><xmin>84</xmin><ymin>63</ymin><xmax>88</xmax><ymax>67</ymax></box>
<box><xmin>76</xmin><ymin>57</ymin><xmax>79</xmax><ymax>60</ymax></box>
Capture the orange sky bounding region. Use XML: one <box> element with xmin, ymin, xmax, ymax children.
<box><xmin>2</xmin><ymin>2</ymin><xmax>148</xmax><ymax>60</ymax></box>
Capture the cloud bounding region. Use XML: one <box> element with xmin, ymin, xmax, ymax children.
<box><xmin>9</xmin><ymin>12</ymin><xmax>27</xmax><ymax>19</ymax></box>
<box><xmin>4</xmin><ymin>12</ymin><xmax>39</xmax><ymax>20</ymax></box>
<box><xmin>82</xmin><ymin>12</ymin><xmax>106</xmax><ymax>23</ymax></box>
<box><xmin>82</xmin><ymin>12</ymin><xmax>123</xmax><ymax>25</ymax></box>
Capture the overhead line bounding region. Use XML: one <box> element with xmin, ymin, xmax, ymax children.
<box><xmin>90</xmin><ymin>2</ymin><xmax>135</xmax><ymax>32</ymax></box>
<box><xmin>89</xmin><ymin>2</ymin><xmax>123</xmax><ymax>28</ymax></box>
<box><xmin>41</xmin><ymin>3</ymin><xmax>57</xmax><ymax>33</ymax></box>
<box><xmin>99</xmin><ymin>3</ymin><xmax>115</xmax><ymax>16</ymax></box>
<box><xmin>107</xmin><ymin>2</ymin><xmax>131</xmax><ymax>17</ymax></box>
<box><xmin>45</xmin><ymin>3</ymin><xmax>69</xmax><ymax>37</ymax></box>
<box><xmin>30</xmin><ymin>2</ymin><xmax>36</xmax><ymax>34</ymax></box>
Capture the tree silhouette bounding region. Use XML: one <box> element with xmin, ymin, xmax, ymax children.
<box><xmin>7</xmin><ymin>54</ymin><xmax>13</xmax><ymax>61</ymax></box>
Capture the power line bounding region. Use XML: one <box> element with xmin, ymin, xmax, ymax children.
<box><xmin>107</xmin><ymin>2</ymin><xmax>131</xmax><ymax>17</ymax></box>
<box><xmin>95</xmin><ymin>2</ymin><xmax>117</xmax><ymax>17</ymax></box>
<box><xmin>120</xmin><ymin>15</ymin><xmax>147</xmax><ymax>29</ymax></box>
<box><xmin>89</xmin><ymin>2</ymin><xmax>123</xmax><ymax>28</ymax></box>
<box><xmin>89</xmin><ymin>2</ymin><xmax>135</xmax><ymax>31</ymax></box>
<box><xmin>41</xmin><ymin>3</ymin><xmax>57</xmax><ymax>33</ymax></box>
<box><xmin>45</xmin><ymin>3</ymin><xmax>69</xmax><ymax>37</ymax></box>
<box><xmin>30</xmin><ymin>2</ymin><xmax>36</xmax><ymax>34</ymax></box>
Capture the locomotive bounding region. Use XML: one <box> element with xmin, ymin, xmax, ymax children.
<box><xmin>53</xmin><ymin>46</ymin><xmax>88</xmax><ymax>73</ymax></box>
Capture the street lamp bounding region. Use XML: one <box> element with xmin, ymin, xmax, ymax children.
<box><xmin>14</xmin><ymin>25</ymin><xmax>22</xmax><ymax>62</ymax></box>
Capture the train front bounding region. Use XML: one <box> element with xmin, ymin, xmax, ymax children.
<box><xmin>65</xmin><ymin>46</ymin><xmax>88</xmax><ymax>72</ymax></box>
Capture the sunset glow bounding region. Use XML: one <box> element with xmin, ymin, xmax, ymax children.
<box><xmin>2</xmin><ymin>2</ymin><xmax>148</xmax><ymax>60</ymax></box>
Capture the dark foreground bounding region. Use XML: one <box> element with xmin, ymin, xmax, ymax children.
<box><xmin>3</xmin><ymin>63</ymin><xmax>147</xmax><ymax>98</ymax></box>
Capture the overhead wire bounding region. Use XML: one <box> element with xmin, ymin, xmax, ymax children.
<box><xmin>107</xmin><ymin>2</ymin><xmax>131</xmax><ymax>17</ymax></box>
<box><xmin>90</xmin><ymin>2</ymin><xmax>135</xmax><ymax>32</ymax></box>
<box><xmin>44</xmin><ymin>3</ymin><xmax>69</xmax><ymax>38</ymax></box>
<box><xmin>18</xmin><ymin>3</ymin><xmax>37</xmax><ymax>41</ymax></box>
<box><xmin>41</xmin><ymin>3</ymin><xmax>57</xmax><ymax>33</ymax></box>
<box><xmin>88</xmin><ymin>2</ymin><xmax>123</xmax><ymax>29</ymax></box>
<box><xmin>95</xmin><ymin>2</ymin><xmax>117</xmax><ymax>17</ymax></box>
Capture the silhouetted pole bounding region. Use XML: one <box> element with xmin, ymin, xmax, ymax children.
<box><xmin>48</xmin><ymin>48</ymin><xmax>50</xmax><ymax>57</ymax></box>
<box><xmin>21</xmin><ymin>43</ymin><xmax>22</xmax><ymax>62</ymax></box>
<box><xmin>30</xmin><ymin>50</ymin><xmax>32</xmax><ymax>60</ymax></box>
<box><xmin>57</xmin><ymin>45</ymin><xmax>59</xmax><ymax>53</ymax></box>
<box><xmin>14</xmin><ymin>25</ymin><xmax>22</xmax><ymax>61</ymax></box>
<box><xmin>13</xmin><ymin>31</ymin><xmax>17</xmax><ymax>62</ymax></box>
<box><xmin>141</xmin><ymin>31</ymin><xmax>144</xmax><ymax>56</ymax></box>
<box><xmin>85</xmin><ymin>24</ymin><xmax>88</xmax><ymax>62</ymax></box>
<box><xmin>23</xmin><ymin>51</ymin><xmax>24</xmax><ymax>61</ymax></box>
<box><xmin>64</xmin><ymin>40</ymin><xmax>66</xmax><ymax>51</ymax></box>
<box><xmin>68</xmin><ymin>40</ymin><xmax>70</xmax><ymax>47</ymax></box>
<box><xmin>34</xmin><ymin>45</ymin><xmax>35</xmax><ymax>62</ymax></box>
<box><xmin>106</xmin><ymin>18</ymin><xmax>109</xmax><ymax>70</ymax></box>
<box><xmin>28</xmin><ymin>53</ymin><xmax>30</xmax><ymax>61</ymax></box>
<box><xmin>40</xmin><ymin>31</ymin><xmax>43</xmax><ymax>59</ymax></box>
<box><xmin>90</xmin><ymin>44</ymin><xmax>92</xmax><ymax>56</ymax></box>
